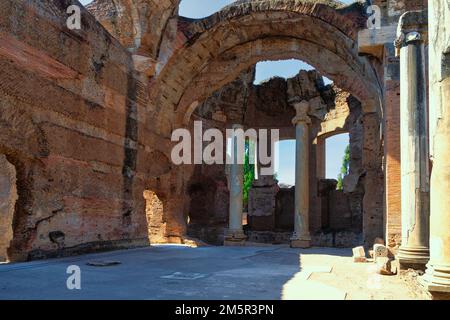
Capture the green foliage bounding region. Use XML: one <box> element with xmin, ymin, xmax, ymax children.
<box><xmin>243</xmin><ymin>140</ymin><xmax>255</xmax><ymax>205</ymax></box>
<box><xmin>337</xmin><ymin>145</ymin><xmax>350</xmax><ymax>190</ymax></box>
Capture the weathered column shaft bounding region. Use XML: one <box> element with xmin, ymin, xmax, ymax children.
<box><xmin>396</xmin><ymin>13</ymin><xmax>430</xmax><ymax>269</ymax></box>
<box><xmin>294</xmin><ymin>123</ymin><xmax>310</xmax><ymax>237</ymax></box>
<box><xmin>421</xmin><ymin>0</ymin><xmax>450</xmax><ymax>296</ymax></box>
<box><xmin>225</xmin><ymin>124</ymin><xmax>246</xmax><ymax>245</ymax></box>
<box><xmin>423</xmin><ymin>79</ymin><xmax>450</xmax><ymax>290</ymax></box>
<box><xmin>290</xmin><ymin>101</ymin><xmax>311</xmax><ymax>249</ymax></box>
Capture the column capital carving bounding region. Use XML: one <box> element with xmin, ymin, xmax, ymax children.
<box><xmin>292</xmin><ymin>100</ymin><xmax>311</xmax><ymax>126</ymax></box>
<box><xmin>395</xmin><ymin>31</ymin><xmax>424</xmax><ymax>49</ymax></box>
<box><xmin>395</xmin><ymin>10</ymin><xmax>428</xmax><ymax>55</ymax></box>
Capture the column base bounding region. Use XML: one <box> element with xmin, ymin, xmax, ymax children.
<box><xmin>224</xmin><ymin>230</ymin><xmax>246</xmax><ymax>247</ymax></box>
<box><xmin>419</xmin><ymin>264</ymin><xmax>450</xmax><ymax>295</ymax></box>
<box><xmin>290</xmin><ymin>239</ymin><xmax>311</xmax><ymax>248</ymax></box>
<box><xmin>290</xmin><ymin>234</ymin><xmax>311</xmax><ymax>249</ymax></box>
<box><xmin>397</xmin><ymin>245</ymin><xmax>429</xmax><ymax>270</ymax></box>
<box><xmin>224</xmin><ymin>239</ymin><xmax>246</xmax><ymax>246</ymax></box>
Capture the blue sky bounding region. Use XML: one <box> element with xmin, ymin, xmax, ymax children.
<box><xmin>179</xmin><ymin>1</ymin><xmax>355</xmax><ymax>18</ymax></box>
<box><xmin>81</xmin><ymin>0</ymin><xmax>356</xmax><ymax>16</ymax></box>
<box><xmin>80</xmin><ymin>0</ymin><xmax>350</xmax><ymax>183</ymax></box>
<box><xmin>275</xmin><ymin>134</ymin><xmax>349</xmax><ymax>186</ymax></box>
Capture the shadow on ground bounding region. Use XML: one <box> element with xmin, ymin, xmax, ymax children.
<box><xmin>0</xmin><ymin>245</ymin><xmax>354</xmax><ymax>300</ymax></box>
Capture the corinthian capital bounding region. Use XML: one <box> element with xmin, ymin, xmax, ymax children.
<box><xmin>292</xmin><ymin>100</ymin><xmax>311</xmax><ymax>125</ymax></box>
<box><xmin>394</xmin><ymin>10</ymin><xmax>428</xmax><ymax>56</ymax></box>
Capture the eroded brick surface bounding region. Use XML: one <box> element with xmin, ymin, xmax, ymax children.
<box><xmin>0</xmin><ymin>0</ymin><xmax>412</xmax><ymax>260</ymax></box>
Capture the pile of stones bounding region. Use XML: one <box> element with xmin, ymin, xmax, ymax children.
<box><xmin>352</xmin><ymin>239</ymin><xmax>397</xmax><ymax>275</ymax></box>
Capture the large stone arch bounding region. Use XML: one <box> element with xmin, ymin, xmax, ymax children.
<box><xmin>149</xmin><ymin>0</ymin><xmax>381</xmax><ymax>133</ymax></box>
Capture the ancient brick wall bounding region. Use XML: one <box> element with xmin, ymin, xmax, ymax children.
<box><xmin>0</xmin><ymin>0</ymin><xmax>179</xmax><ymax>260</ymax></box>
<box><xmin>0</xmin><ymin>155</ymin><xmax>17</xmax><ymax>261</ymax></box>
<box><xmin>0</xmin><ymin>0</ymin><xmax>390</xmax><ymax>259</ymax></box>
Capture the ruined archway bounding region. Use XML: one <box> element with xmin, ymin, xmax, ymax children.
<box><xmin>150</xmin><ymin>0</ymin><xmax>381</xmax><ymax>133</ymax></box>
<box><xmin>87</xmin><ymin>0</ymin><xmax>385</xmax><ymax>248</ymax></box>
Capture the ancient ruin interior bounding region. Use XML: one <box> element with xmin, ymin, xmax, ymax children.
<box><xmin>187</xmin><ymin>67</ymin><xmax>374</xmax><ymax>248</ymax></box>
<box><xmin>0</xmin><ymin>0</ymin><xmax>449</xmax><ymax>300</ymax></box>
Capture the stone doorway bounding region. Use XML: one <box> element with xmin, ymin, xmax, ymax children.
<box><xmin>0</xmin><ymin>155</ymin><xmax>17</xmax><ymax>262</ymax></box>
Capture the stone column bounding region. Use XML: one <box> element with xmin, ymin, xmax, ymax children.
<box><xmin>420</xmin><ymin>0</ymin><xmax>450</xmax><ymax>296</ymax></box>
<box><xmin>290</xmin><ymin>101</ymin><xmax>311</xmax><ymax>248</ymax></box>
<box><xmin>224</xmin><ymin>124</ymin><xmax>246</xmax><ymax>246</ymax></box>
<box><xmin>395</xmin><ymin>11</ymin><xmax>430</xmax><ymax>269</ymax></box>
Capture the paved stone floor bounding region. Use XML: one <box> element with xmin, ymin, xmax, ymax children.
<box><xmin>0</xmin><ymin>245</ymin><xmax>422</xmax><ymax>300</ymax></box>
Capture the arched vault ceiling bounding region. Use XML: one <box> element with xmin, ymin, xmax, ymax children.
<box><xmin>150</xmin><ymin>0</ymin><xmax>381</xmax><ymax>130</ymax></box>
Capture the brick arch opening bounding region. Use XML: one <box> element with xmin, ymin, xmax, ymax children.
<box><xmin>316</xmin><ymin>131</ymin><xmax>350</xmax><ymax>180</ymax></box>
<box><xmin>149</xmin><ymin>0</ymin><xmax>381</xmax><ymax>132</ymax></box>
<box><xmin>312</xmin><ymin>98</ymin><xmax>367</xmax><ymax>239</ymax></box>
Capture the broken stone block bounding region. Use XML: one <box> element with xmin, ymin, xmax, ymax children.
<box><xmin>390</xmin><ymin>259</ymin><xmax>399</xmax><ymax>275</ymax></box>
<box><xmin>375</xmin><ymin>257</ymin><xmax>395</xmax><ymax>275</ymax></box>
<box><xmin>373</xmin><ymin>244</ymin><xmax>389</xmax><ymax>262</ymax></box>
<box><xmin>247</xmin><ymin>180</ymin><xmax>279</xmax><ymax>231</ymax></box>
<box><xmin>342</xmin><ymin>171</ymin><xmax>363</xmax><ymax>193</ymax></box>
<box><xmin>353</xmin><ymin>246</ymin><xmax>365</xmax><ymax>257</ymax></box>
<box><xmin>352</xmin><ymin>246</ymin><xmax>367</xmax><ymax>263</ymax></box>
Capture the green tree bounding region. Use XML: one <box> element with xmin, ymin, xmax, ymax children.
<box><xmin>337</xmin><ymin>145</ymin><xmax>350</xmax><ymax>190</ymax></box>
<box><xmin>243</xmin><ymin>140</ymin><xmax>255</xmax><ymax>205</ymax></box>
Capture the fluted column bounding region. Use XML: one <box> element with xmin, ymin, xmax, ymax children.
<box><xmin>395</xmin><ymin>12</ymin><xmax>430</xmax><ymax>269</ymax></box>
<box><xmin>290</xmin><ymin>101</ymin><xmax>311</xmax><ymax>249</ymax></box>
<box><xmin>224</xmin><ymin>124</ymin><xmax>246</xmax><ymax>246</ymax></box>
